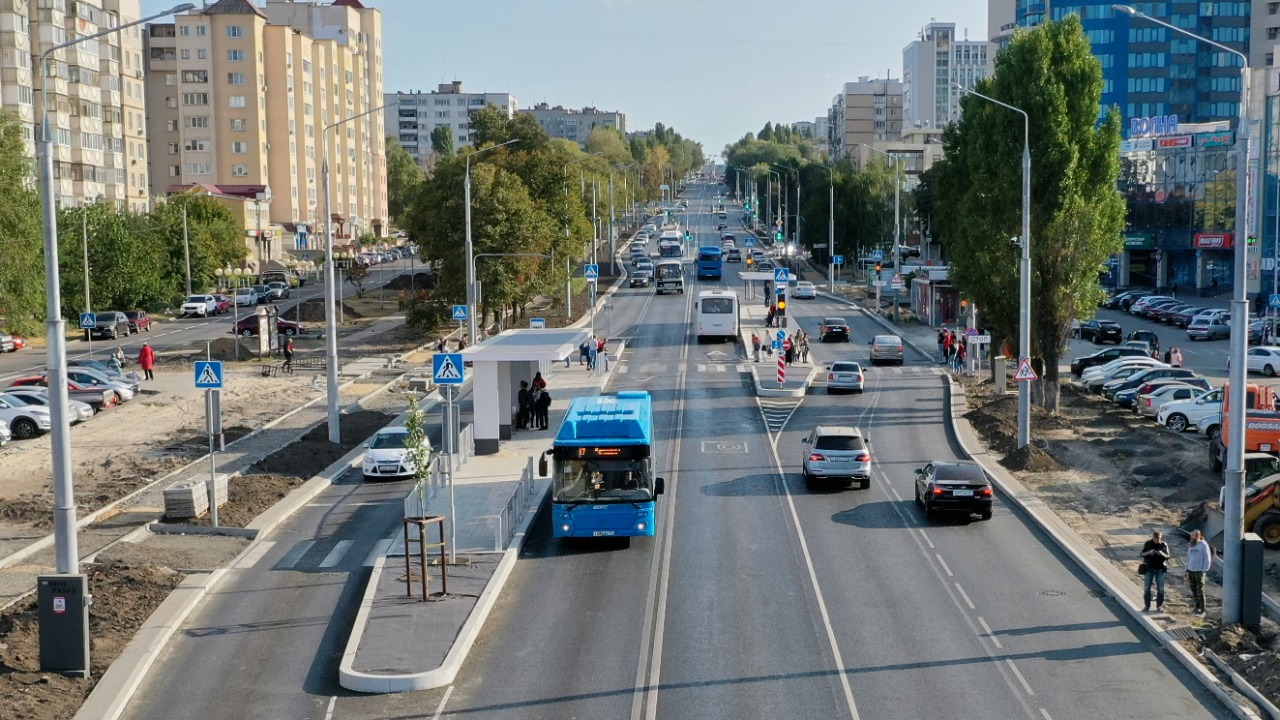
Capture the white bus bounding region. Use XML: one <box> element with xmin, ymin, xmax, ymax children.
<box><xmin>655</xmin><ymin>260</ymin><xmax>684</xmax><ymax>295</ymax></box>
<box><xmin>694</xmin><ymin>289</ymin><xmax>739</xmax><ymax>343</ymax></box>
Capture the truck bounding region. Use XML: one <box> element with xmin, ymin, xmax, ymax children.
<box><xmin>1208</xmin><ymin>383</ymin><xmax>1280</xmax><ymax>473</ymax></box>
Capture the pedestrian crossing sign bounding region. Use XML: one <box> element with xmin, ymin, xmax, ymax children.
<box><xmin>584</xmin><ymin>264</ymin><xmax>600</xmax><ymax>283</ymax></box>
<box><xmin>433</xmin><ymin>353</ymin><xmax>465</xmax><ymax>385</ymax></box>
<box><xmin>773</xmin><ymin>268</ymin><xmax>790</xmax><ymax>283</ymax></box>
<box><xmin>194</xmin><ymin>360</ymin><xmax>224</xmax><ymax>389</ymax></box>
<box><xmin>1270</xmin><ymin>294</ymin><xmax>1280</xmax><ymax>309</ymax></box>
<box><xmin>1013</xmin><ymin>358</ymin><xmax>1038</xmax><ymax>382</ymax></box>
<box><xmin>451</xmin><ymin>305</ymin><xmax>468</xmax><ymax>321</ymax></box>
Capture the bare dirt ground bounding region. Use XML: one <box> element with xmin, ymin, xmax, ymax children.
<box><xmin>962</xmin><ymin>378</ymin><xmax>1280</xmax><ymax>704</ymax></box>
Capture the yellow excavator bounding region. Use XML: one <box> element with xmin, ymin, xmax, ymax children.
<box><xmin>1184</xmin><ymin>453</ymin><xmax>1280</xmax><ymax>549</ymax></box>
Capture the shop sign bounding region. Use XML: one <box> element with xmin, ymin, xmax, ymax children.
<box><xmin>1196</xmin><ymin>131</ymin><xmax>1234</xmax><ymax>147</ymax></box>
<box><xmin>1156</xmin><ymin>135</ymin><xmax>1192</xmax><ymax>149</ymax></box>
<box><xmin>1123</xmin><ymin>233</ymin><xmax>1154</xmax><ymax>249</ymax></box>
<box><xmin>1129</xmin><ymin>114</ymin><xmax>1180</xmax><ymax>137</ymax></box>
<box><xmin>1120</xmin><ymin>138</ymin><xmax>1153</xmax><ymax>153</ymax></box>
<box><xmin>1194</xmin><ymin>233</ymin><xmax>1233</xmax><ymax>249</ymax></box>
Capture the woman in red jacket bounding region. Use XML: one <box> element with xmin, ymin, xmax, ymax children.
<box><xmin>138</xmin><ymin>342</ymin><xmax>156</xmax><ymax>381</ymax></box>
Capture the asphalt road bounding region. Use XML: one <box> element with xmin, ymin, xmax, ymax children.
<box><xmin>326</xmin><ymin>183</ymin><xmax>1232</xmax><ymax>719</ymax></box>
<box><xmin>0</xmin><ymin>257</ymin><xmax>420</xmax><ymax>384</ymax></box>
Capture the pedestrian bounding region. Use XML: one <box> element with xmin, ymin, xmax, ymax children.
<box><xmin>578</xmin><ymin>339</ymin><xmax>591</xmax><ymax>365</ymax></box>
<box><xmin>534</xmin><ymin>386</ymin><xmax>553</xmax><ymax>430</ymax></box>
<box><xmin>108</xmin><ymin>346</ymin><xmax>124</xmax><ymax>373</ymax></box>
<box><xmin>458</xmin><ymin>335</ymin><xmax>468</xmax><ymax>351</ymax></box>
<box><xmin>1185</xmin><ymin>529</ymin><xmax>1211</xmax><ymax>616</ymax></box>
<box><xmin>784</xmin><ymin>339</ymin><xmax>794</xmax><ymax>366</ymax></box>
<box><xmin>766</xmin><ymin>304</ymin><xmax>776</xmax><ymax>328</ymax></box>
<box><xmin>532</xmin><ymin>372</ymin><xmax>547</xmax><ymax>391</ymax></box>
<box><xmin>1211</xmin><ymin>277</ymin><xmax>1220</xmax><ymax>295</ymax></box>
<box><xmin>598</xmin><ymin>337</ymin><xmax>610</xmax><ymax>372</ymax></box>
<box><xmin>1162</xmin><ymin>348</ymin><xmax>1171</xmax><ymax>364</ymax></box>
<box><xmin>751</xmin><ymin>332</ymin><xmax>761</xmax><ymax>362</ymax></box>
<box><xmin>283</xmin><ymin>337</ymin><xmax>295</xmax><ymax>375</ymax></box>
<box><xmin>942</xmin><ymin>331</ymin><xmax>953</xmax><ymax>365</ymax></box>
<box><xmin>1171</xmin><ymin>281</ymin><xmax>1178</xmax><ymax>299</ymax></box>
<box><xmin>936</xmin><ymin>328</ymin><xmax>946</xmax><ymax>358</ymax></box>
<box><xmin>517</xmin><ymin>380</ymin><xmax>532</xmax><ymax>430</ymax></box>
<box><xmin>1171</xmin><ymin>347</ymin><xmax>1183</xmax><ymax>368</ymax></box>
<box><xmin>1140</xmin><ymin>530</ymin><xmax>1171</xmax><ymax>612</ymax></box>
<box><xmin>436</xmin><ymin>337</ymin><xmax>447</xmax><ymax>354</ymax></box>
<box><xmin>800</xmin><ymin>335</ymin><xmax>810</xmax><ymax>364</ymax></box>
<box><xmin>957</xmin><ymin>340</ymin><xmax>967</xmax><ymax>372</ymax></box>
<box><xmin>138</xmin><ymin>341</ymin><xmax>156</xmax><ymax>381</ymax></box>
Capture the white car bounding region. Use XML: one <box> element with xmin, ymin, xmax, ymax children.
<box><xmin>362</xmin><ymin>427</ymin><xmax>431</xmax><ymax>481</ymax></box>
<box><xmin>1157</xmin><ymin>387</ymin><xmax>1224</xmax><ymax>433</ymax></box>
<box><xmin>64</xmin><ymin>368</ymin><xmax>136</xmax><ymax>403</ymax></box>
<box><xmin>181</xmin><ymin>294</ymin><xmax>218</xmax><ymax>317</ymax></box>
<box><xmin>0</xmin><ymin>393</ymin><xmax>51</xmax><ymax>439</ymax></box>
<box><xmin>1085</xmin><ymin>361</ymin><xmax>1169</xmax><ymax>392</ymax></box>
<box><xmin>234</xmin><ymin>287</ymin><xmax>261</xmax><ymax>306</ymax></box>
<box><xmin>1134</xmin><ymin>383</ymin><xmax>1201</xmax><ymax>419</ymax></box>
<box><xmin>791</xmin><ymin>281</ymin><xmax>817</xmax><ymax>299</ymax></box>
<box><xmin>2</xmin><ymin>387</ymin><xmax>93</xmax><ymax>422</ymax></box>
<box><xmin>1081</xmin><ymin>356</ymin><xmax>1165</xmax><ymax>384</ymax></box>
<box><xmin>1245</xmin><ymin>346</ymin><xmax>1280</xmax><ymax>376</ymax></box>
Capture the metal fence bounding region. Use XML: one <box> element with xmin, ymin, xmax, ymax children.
<box><xmin>486</xmin><ymin>457</ymin><xmax>538</xmax><ymax>552</ymax></box>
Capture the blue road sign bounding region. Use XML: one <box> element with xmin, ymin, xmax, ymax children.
<box><xmin>776</xmin><ymin>330</ymin><xmax>786</xmax><ymax>341</ymax></box>
<box><xmin>833</xmin><ymin>255</ymin><xmax>844</xmax><ymax>266</ymax></box>
<box><xmin>79</xmin><ymin>313</ymin><xmax>96</xmax><ymax>329</ymax></box>
<box><xmin>301</xmin><ymin>252</ymin><xmax>310</xmax><ymax>261</ymax></box>
<box><xmin>743</xmin><ymin>237</ymin><xmax>756</xmax><ymax>247</ymax></box>
<box><xmin>871</xmin><ymin>249</ymin><xmax>884</xmax><ymax>261</ymax></box>
<box><xmin>433</xmin><ymin>353</ymin><xmax>465</xmax><ymax>385</ymax></box>
<box><xmin>773</xmin><ymin>267</ymin><xmax>790</xmax><ymax>283</ymax></box>
<box><xmin>451</xmin><ymin>305</ymin><xmax>468</xmax><ymax>321</ymax></box>
<box><xmin>1271</xmin><ymin>294</ymin><xmax>1280</xmax><ymax>309</ymax></box>
<box><xmin>194</xmin><ymin>360</ymin><xmax>224</xmax><ymax>389</ymax></box>
<box><xmin>584</xmin><ymin>264</ymin><xmax>600</xmax><ymax>282</ymax></box>
<box><xmin>772</xmin><ymin>340</ymin><xmax>782</xmax><ymax>351</ymax></box>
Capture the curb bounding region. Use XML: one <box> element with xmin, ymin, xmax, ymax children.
<box><xmin>338</xmin><ymin>480</ymin><xmax>550</xmax><ymax>693</ymax></box>
<box><xmin>817</xmin><ymin>290</ymin><xmax>939</xmax><ymax>363</ymax></box>
<box><xmin>750</xmin><ymin>364</ymin><xmax>816</xmax><ymax>398</ymax></box>
<box><xmin>943</xmin><ymin>377</ymin><xmax>1265</xmax><ymax>720</ymax></box>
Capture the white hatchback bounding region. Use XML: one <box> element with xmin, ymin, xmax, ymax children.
<box><xmin>362</xmin><ymin>427</ymin><xmax>431</xmax><ymax>481</ymax></box>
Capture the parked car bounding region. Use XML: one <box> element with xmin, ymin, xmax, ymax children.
<box><xmin>181</xmin><ymin>294</ymin><xmax>219</xmax><ymax>317</ymax></box>
<box><xmin>1241</xmin><ymin>346</ymin><xmax>1280</xmax><ymax>376</ymax></box>
<box><xmin>0</xmin><ymin>393</ymin><xmax>51</xmax><ymax>439</ymax></box>
<box><xmin>791</xmin><ymin>281</ymin><xmax>817</xmax><ymax>299</ymax></box>
<box><xmin>1157</xmin><ymin>387</ymin><xmax>1224</xmax><ymax>432</ymax></box>
<box><xmin>1076</xmin><ymin>319</ymin><xmax>1123</xmax><ymax>344</ymax></box>
<box><xmin>1125</xmin><ymin>329</ymin><xmax>1161</xmax><ymax>354</ymax></box>
<box><xmin>1134</xmin><ymin>383</ymin><xmax>1203</xmax><ymax>419</ymax></box>
<box><xmin>265</xmin><ymin>281</ymin><xmax>290</xmax><ymax>300</ymax></box>
<box><xmin>3</xmin><ymin>386</ymin><xmax>94</xmax><ymax>422</ymax></box>
<box><xmin>1171</xmin><ymin>306</ymin><xmax>1206</xmax><ymax>328</ymax></box>
<box><xmin>1138</xmin><ymin>298</ymin><xmax>1181</xmax><ymax>320</ymax></box>
<box><xmin>1103</xmin><ymin>367</ymin><xmax>1201</xmax><ymax>399</ymax></box>
<box><xmin>8</xmin><ymin>335</ymin><xmax>23</xmax><ymax>351</ymax></box>
<box><xmin>89</xmin><ymin>311</ymin><xmax>132</xmax><ymax>340</ymax></box>
<box><xmin>8</xmin><ymin>377</ymin><xmax>114</xmax><ymax>412</ymax></box>
<box><xmin>800</xmin><ymin>425</ymin><xmax>871</xmax><ymax>489</ymax></box>
<box><xmin>1248</xmin><ymin>318</ymin><xmax>1280</xmax><ymax>345</ymax></box>
<box><xmin>0</xmin><ymin>334</ymin><xmax>15</xmax><ymax>352</ymax></box>
<box><xmin>234</xmin><ymin>287</ymin><xmax>260</xmax><ymax>307</ymax></box>
<box><xmin>362</xmin><ymin>426</ymin><xmax>428</xmax><ymax>481</ymax></box>
<box><xmin>251</xmin><ymin>285</ymin><xmax>273</xmax><ymax>303</ymax></box>
<box><xmin>1130</xmin><ymin>295</ymin><xmax>1174</xmax><ymax>316</ymax></box>
<box><xmin>1106</xmin><ymin>290</ymin><xmax>1148</xmax><ymax>310</ymax></box>
<box><xmin>826</xmin><ymin>361</ymin><xmax>865</xmax><ymax>394</ymax></box>
<box><xmin>1070</xmin><ymin>346</ymin><xmax>1152</xmax><ymax>376</ymax></box>
<box><xmin>870</xmin><ymin>334</ymin><xmax>905</xmax><ymax>365</ymax></box>
<box><xmin>1187</xmin><ymin>316</ymin><xmax>1230</xmax><ymax>341</ymax></box>
<box><xmin>232</xmin><ymin>314</ymin><xmax>305</xmax><ymax>337</ymax></box>
<box><xmin>65</xmin><ymin>367</ymin><xmax>136</xmax><ymax>403</ymax></box>
<box><xmin>1198</xmin><ymin>410</ymin><xmax>1223</xmax><ymax>443</ymax></box>
<box><xmin>1085</xmin><ymin>362</ymin><xmax>1168</xmax><ymax>393</ymax></box>
<box><xmin>123</xmin><ymin>310</ymin><xmax>153</xmax><ymax>333</ymax></box>
<box><xmin>914</xmin><ymin>460</ymin><xmax>994</xmax><ymax>521</ymax></box>
<box><xmin>1080</xmin><ymin>356</ymin><xmax>1165</xmax><ymax>384</ymax></box>
<box><xmin>213</xmin><ymin>295</ymin><xmax>233</xmax><ymax>314</ymax></box>
<box><xmin>69</xmin><ymin>358</ymin><xmax>126</xmax><ymax>379</ymax></box>
<box><xmin>819</xmin><ymin>317</ymin><xmax>851</xmax><ymax>343</ymax></box>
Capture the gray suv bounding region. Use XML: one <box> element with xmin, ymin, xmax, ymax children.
<box><xmin>89</xmin><ymin>311</ymin><xmax>132</xmax><ymax>340</ymax></box>
<box><xmin>801</xmin><ymin>426</ymin><xmax>872</xmax><ymax>489</ymax></box>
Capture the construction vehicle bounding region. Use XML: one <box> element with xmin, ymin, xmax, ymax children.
<box><xmin>1184</xmin><ymin>458</ymin><xmax>1280</xmax><ymax>550</ymax></box>
<box><xmin>1208</xmin><ymin>383</ymin><xmax>1280</xmax><ymax>473</ymax></box>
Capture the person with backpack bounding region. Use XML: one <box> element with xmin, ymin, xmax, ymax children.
<box><xmin>579</xmin><ymin>339</ymin><xmax>591</xmax><ymax>366</ymax></box>
<box><xmin>533</xmin><ymin>387</ymin><xmax>553</xmax><ymax>430</ymax></box>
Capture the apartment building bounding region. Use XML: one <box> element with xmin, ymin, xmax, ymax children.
<box><xmin>521</xmin><ymin>103</ymin><xmax>626</xmax><ymax>146</ymax></box>
<box><xmin>902</xmin><ymin>22</ymin><xmax>988</xmax><ymax>129</ymax></box>
<box><xmin>827</xmin><ymin>77</ymin><xmax>904</xmax><ymax>160</ymax></box>
<box><xmin>0</xmin><ymin>0</ymin><xmax>151</xmax><ymax>211</ymax></box>
<box><xmin>387</xmin><ymin>82</ymin><xmax>517</xmax><ymax>164</ymax></box>
<box><xmin>145</xmin><ymin>0</ymin><xmax>387</xmax><ymax>256</ymax></box>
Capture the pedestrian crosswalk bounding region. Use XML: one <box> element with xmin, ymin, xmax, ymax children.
<box><xmin>250</xmin><ymin>537</ymin><xmax>384</xmax><ymax>572</ymax></box>
<box><xmin>613</xmin><ymin>362</ymin><xmax>947</xmax><ymax>377</ymax></box>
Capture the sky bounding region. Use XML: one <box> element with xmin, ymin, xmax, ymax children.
<box><xmin>144</xmin><ymin>0</ymin><xmax>989</xmax><ymax>160</ymax></box>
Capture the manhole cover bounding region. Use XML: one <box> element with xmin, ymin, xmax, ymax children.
<box><xmin>1038</xmin><ymin>589</ymin><xmax>1066</xmax><ymax>597</ymax></box>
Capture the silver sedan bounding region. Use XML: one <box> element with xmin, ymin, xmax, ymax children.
<box><xmin>826</xmin><ymin>361</ymin><xmax>865</xmax><ymax>394</ymax></box>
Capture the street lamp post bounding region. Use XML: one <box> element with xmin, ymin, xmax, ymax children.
<box><xmin>1115</xmin><ymin>2</ymin><xmax>1251</xmax><ymax>625</ymax></box>
<box><xmin>817</xmin><ymin>165</ymin><xmax>836</xmax><ymax>291</ymax></box>
<box><xmin>563</xmin><ymin>153</ymin><xmax>601</xmax><ymax>319</ymax></box>
<box><xmin>323</xmin><ymin>101</ymin><xmax>391</xmax><ymax>443</ymax></box>
<box><xmin>952</xmin><ymin>83</ymin><xmax>1031</xmax><ymax>450</ymax></box>
<box><xmin>465</xmin><ymin>139</ymin><xmax>520</xmax><ymax>342</ymax></box>
<box><xmin>36</xmin><ymin>1</ymin><xmax>195</xmax><ymax>674</ymax></box>
<box><xmin>860</xmin><ymin>145</ymin><xmax>903</xmax><ymax>322</ymax></box>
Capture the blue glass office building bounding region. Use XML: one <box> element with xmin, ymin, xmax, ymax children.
<box><xmin>1014</xmin><ymin>1</ymin><xmax>1250</xmax><ymax>292</ymax></box>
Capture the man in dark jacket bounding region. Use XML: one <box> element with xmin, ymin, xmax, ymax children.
<box><xmin>1141</xmin><ymin>530</ymin><xmax>1171</xmax><ymax>612</ymax></box>
<box><xmin>534</xmin><ymin>387</ymin><xmax>552</xmax><ymax>430</ymax></box>
<box><xmin>517</xmin><ymin>380</ymin><xmax>532</xmax><ymax>430</ymax></box>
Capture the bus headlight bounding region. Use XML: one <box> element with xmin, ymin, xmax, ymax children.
<box><xmin>561</xmin><ymin>524</ymin><xmax>571</xmax><ymax>533</ymax></box>
<box><xmin>636</xmin><ymin>522</ymin><xmax>646</xmax><ymax>531</ymax></box>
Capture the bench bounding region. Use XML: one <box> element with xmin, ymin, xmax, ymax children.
<box><xmin>260</xmin><ymin>356</ymin><xmax>326</xmax><ymax>377</ymax></box>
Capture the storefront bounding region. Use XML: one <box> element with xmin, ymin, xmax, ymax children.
<box><xmin>1193</xmin><ymin>233</ymin><xmax>1233</xmax><ymax>294</ymax></box>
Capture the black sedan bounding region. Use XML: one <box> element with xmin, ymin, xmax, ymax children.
<box><xmin>819</xmin><ymin>317</ymin><xmax>851</xmax><ymax>342</ymax></box>
<box><xmin>1077</xmin><ymin>319</ymin><xmax>1122</xmax><ymax>344</ymax></box>
<box><xmin>914</xmin><ymin>461</ymin><xmax>993</xmax><ymax>521</ymax></box>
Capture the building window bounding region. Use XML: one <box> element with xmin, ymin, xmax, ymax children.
<box><xmin>231</xmin><ymin>141</ymin><xmax>247</xmax><ymax>154</ymax></box>
<box><xmin>227</xmin><ymin>49</ymin><xmax>244</xmax><ymax>62</ymax></box>
<box><xmin>197</xmin><ymin>49</ymin><xmax>207</xmax><ymax>60</ymax></box>
<box><xmin>226</xmin><ymin>25</ymin><xmax>243</xmax><ymax>38</ymax></box>
<box><xmin>165</xmin><ymin>72</ymin><xmax>177</xmax><ymax>86</ymax></box>
<box><xmin>180</xmin><ymin>49</ymin><xmax>190</xmax><ymax>60</ymax></box>
<box><xmin>167</xmin><ymin>142</ymin><xmax>179</xmax><ymax>154</ymax></box>
<box><xmin>179</xmin><ymin>25</ymin><xmax>189</xmax><ymax>36</ymax></box>
<box><xmin>165</xmin><ymin>97</ymin><xmax>178</xmax><ymax>109</ymax></box>
<box><xmin>169</xmin><ymin>165</ymin><xmax>180</xmax><ymax>177</ymax></box>
<box><xmin>182</xmin><ymin>93</ymin><xmax>209</xmax><ymax>106</ymax></box>
<box><xmin>166</xmin><ymin>120</ymin><xmax>178</xmax><ymax>131</ymax></box>
<box><xmin>186</xmin><ymin>116</ymin><xmax>208</xmax><ymax>128</ymax></box>
<box><xmin>231</xmin><ymin>164</ymin><xmax>248</xmax><ymax>176</ymax></box>
<box><xmin>182</xmin><ymin>70</ymin><xmax>208</xmax><ymax>83</ymax></box>
<box><xmin>185</xmin><ymin>162</ymin><xmax>211</xmax><ymax>174</ymax></box>
<box><xmin>229</xmin><ymin>96</ymin><xmax>246</xmax><ymax>108</ymax></box>
<box><xmin>185</xmin><ymin>139</ymin><xmax>209</xmax><ymax>151</ymax></box>
<box><xmin>230</xmin><ymin>118</ymin><xmax>246</xmax><ymax>131</ymax></box>
<box><xmin>195</xmin><ymin>24</ymin><xmax>206</xmax><ymax>36</ymax></box>
<box><xmin>228</xmin><ymin>72</ymin><xmax>244</xmax><ymax>85</ymax></box>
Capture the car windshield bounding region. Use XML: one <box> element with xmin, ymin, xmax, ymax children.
<box><xmin>814</xmin><ymin>434</ymin><xmax>866</xmax><ymax>451</ymax></box>
<box><xmin>184</xmin><ymin>296</ymin><xmax>205</xmax><ymax>304</ymax></box>
<box><xmin>369</xmin><ymin>432</ymin><xmax>409</xmax><ymax>449</ymax></box>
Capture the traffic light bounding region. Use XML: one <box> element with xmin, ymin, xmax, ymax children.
<box><xmin>875</xmin><ymin>263</ymin><xmax>882</xmax><ymax>273</ymax></box>
<box><xmin>774</xmin><ymin>230</ymin><xmax>783</xmax><ymax>241</ymax></box>
<box><xmin>684</xmin><ymin>232</ymin><xmax>692</xmax><ymax>241</ymax></box>
<box><xmin>1249</xmin><ymin>235</ymin><xmax>1259</xmax><ymax>245</ymax></box>
<box><xmin>746</xmin><ymin>256</ymin><xmax>754</xmax><ymax>267</ymax></box>
<box><xmin>777</xmin><ymin>298</ymin><xmax>786</xmax><ymax>316</ymax></box>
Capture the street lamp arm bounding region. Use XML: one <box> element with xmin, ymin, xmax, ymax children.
<box><xmin>1111</xmin><ymin>5</ymin><xmax>1246</xmax><ymax>66</ymax></box>
<box><xmin>953</xmin><ymin>83</ymin><xmax>1029</xmax><ymax>148</ymax></box>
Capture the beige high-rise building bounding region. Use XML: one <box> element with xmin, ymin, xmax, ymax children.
<box><xmin>145</xmin><ymin>0</ymin><xmax>386</xmax><ymax>255</ymax></box>
<box><xmin>0</xmin><ymin>0</ymin><xmax>152</xmax><ymax>211</ymax></box>
<box><xmin>827</xmin><ymin>77</ymin><xmax>905</xmax><ymax>160</ymax></box>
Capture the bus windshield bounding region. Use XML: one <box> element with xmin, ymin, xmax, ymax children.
<box><xmin>655</xmin><ymin>263</ymin><xmax>681</xmax><ymax>280</ymax></box>
<box><xmin>554</xmin><ymin>459</ymin><xmax>654</xmax><ymax>503</ymax></box>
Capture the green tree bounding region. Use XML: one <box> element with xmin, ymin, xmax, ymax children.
<box><xmin>145</xmin><ymin>194</ymin><xmax>246</xmax><ymax>301</ymax></box>
<box><xmin>937</xmin><ymin>15</ymin><xmax>1126</xmax><ymax>410</ymax></box>
<box><xmin>59</xmin><ymin>204</ymin><xmax>170</xmax><ymax>313</ymax></box>
<box><xmin>585</xmin><ymin>127</ymin><xmax>632</xmax><ymax>166</ymax></box>
<box><xmin>0</xmin><ymin>112</ymin><xmax>45</xmax><ymax>334</ymax></box>
<box><xmin>429</xmin><ymin>125</ymin><xmax>455</xmax><ymax>157</ymax></box>
<box><xmin>386</xmin><ymin>136</ymin><xmax>424</xmax><ymax>225</ymax></box>
<box><xmin>404</xmin><ymin>395</ymin><xmax>434</xmax><ymax>515</ymax></box>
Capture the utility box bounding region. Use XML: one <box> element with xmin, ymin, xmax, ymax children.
<box><xmin>38</xmin><ymin>573</ymin><xmax>90</xmax><ymax>677</ymax></box>
<box><xmin>1243</xmin><ymin>532</ymin><xmax>1264</xmax><ymax>628</ymax></box>
<box><xmin>993</xmin><ymin>356</ymin><xmax>1008</xmax><ymax>393</ymax></box>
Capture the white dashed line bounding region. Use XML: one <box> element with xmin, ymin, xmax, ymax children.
<box><xmin>431</xmin><ymin>685</ymin><xmax>455</xmax><ymax>720</ymax></box>
<box><xmin>918</xmin><ymin>528</ymin><xmax>935</xmax><ymax>549</ymax></box>
<box><xmin>887</xmin><ymin>485</ymin><xmax>903</xmax><ymax>502</ymax></box>
<box><xmin>934</xmin><ymin>554</ymin><xmax>954</xmax><ymax>577</ymax></box>
<box><xmin>277</xmin><ymin>540</ymin><xmax>315</xmax><ymax>569</ymax></box>
<box><xmin>978</xmin><ymin>616</ymin><xmax>1003</xmax><ymax>649</ymax></box>
<box><xmin>954</xmin><ymin>582</ymin><xmax>976</xmax><ymax>610</ymax></box>
<box><xmin>1006</xmin><ymin>659</ymin><xmax>1035</xmax><ymax>696</ymax></box>
<box><xmin>324</xmin><ymin>695</ymin><xmax>337</xmax><ymax>720</ymax></box>
<box><xmin>319</xmin><ymin>540</ymin><xmax>353</xmax><ymax>568</ymax></box>
<box><xmin>1039</xmin><ymin>709</ymin><xmax>1054</xmax><ymax>720</ymax></box>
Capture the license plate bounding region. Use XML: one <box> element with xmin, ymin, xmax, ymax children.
<box><xmin>379</xmin><ymin>466</ymin><xmax>398</xmax><ymax>473</ymax></box>
<box><xmin>592</xmin><ymin>530</ymin><xmax>616</xmax><ymax>537</ymax></box>
<box><xmin>952</xmin><ymin>489</ymin><xmax>973</xmax><ymax>497</ymax></box>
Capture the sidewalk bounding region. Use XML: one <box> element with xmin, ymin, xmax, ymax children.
<box><xmin>338</xmin><ymin>338</ymin><xmax>622</xmax><ymax>692</ymax></box>
<box><xmin>737</xmin><ymin>303</ymin><xmax>815</xmax><ymax>397</ymax></box>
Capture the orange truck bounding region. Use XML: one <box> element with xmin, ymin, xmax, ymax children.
<box><xmin>1209</xmin><ymin>383</ymin><xmax>1280</xmax><ymax>473</ymax></box>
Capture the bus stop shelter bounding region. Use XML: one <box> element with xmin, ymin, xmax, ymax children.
<box><xmin>461</xmin><ymin>327</ymin><xmax>591</xmax><ymax>454</ymax></box>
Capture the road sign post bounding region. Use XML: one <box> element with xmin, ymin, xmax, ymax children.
<box><xmin>79</xmin><ymin>313</ymin><xmax>95</xmax><ymax>358</ymax></box>
<box><xmin>195</xmin><ymin>356</ymin><xmax>225</xmax><ymax>526</ymax></box>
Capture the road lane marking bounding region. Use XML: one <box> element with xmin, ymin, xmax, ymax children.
<box><xmin>324</xmin><ymin>695</ymin><xmax>337</xmax><ymax>720</ymax></box>
<box><xmin>935</xmin><ymin>554</ymin><xmax>954</xmax><ymax>577</ymax></box>
<box><xmin>363</xmin><ymin>539</ymin><xmax>393</xmax><ymax>566</ymax></box>
<box><xmin>232</xmin><ymin>540</ymin><xmax>276</xmax><ymax>570</ymax></box>
<box><xmin>1006</xmin><ymin>659</ymin><xmax>1035</xmax><ymax>696</ymax></box>
<box><xmin>1039</xmin><ymin>709</ymin><xmax>1053</xmax><ymax>720</ymax></box>
<box><xmin>318</xmin><ymin>540</ymin><xmax>353</xmax><ymax>568</ymax></box>
<box><xmin>277</xmin><ymin>540</ymin><xmax>315</xmax><ymax>569</ymax></box>
<box><xmin>887</xmin><ymin>485</ymin><xmax>903</xmax><ymax>502</ymax></box>
<box><xmin>954</xmin><ymin>582</ymin><xmax>976</xmax><ymax>610</ymax></box>
<box><xmin>978</xmin><ymin>616</ymin><xmax>1003</xmax><ymax>649</ymax></box>
<box><xmin>918</xmin><ymin>529</ymin><xmax>935</xmax><ymax>549</ymax></box>
<box><xmin>431</xmin><ymin>686</ymin><xmax>454</xmax><ymax>720</ymax></box>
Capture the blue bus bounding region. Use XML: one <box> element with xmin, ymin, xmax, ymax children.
<box><xmin>696</xmin><ymin>246</ymin><xmax>723</xmax><ymax>280</ymax></box>
<box><xmin>539</xmin><ymin>391</ymin><xmax>665</xmax><ymax>538</ymax></box>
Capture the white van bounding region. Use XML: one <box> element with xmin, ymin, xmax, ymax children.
<box><xmin>695</xmin><ymin>289</ymin><xmax>739</xmax><ymax>343</ymax></box>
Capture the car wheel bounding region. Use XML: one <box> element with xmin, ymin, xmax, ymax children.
<box><xmin>11</xmin><ymin>418</ymin><xmax>38</xmax><ymax>439</ymax></box>
<box><xmin>980</xmin><ymin>510</ymin><xmax>993</xmax><ymax>521</ymax></box>
<box><xmin>1266</xmin><ymin>365</ymin><xmax>1277</xmax><ymax>377</ymax></box>
<box><xmin>240</xmin><ymin>329</ymin><xmax>254</xmax><ymax>337</ymax></box>
<box><xmin>860</xmin><ymin>478</ymin><xmax>870</xmax><ymax>490</ymax></box>
<box><xmin>914</xmin><ymin>484</ymin><xmax>922</xmax><ymax>505</ymax></box>
<box><xmin>285</xmin><ymin>328</ymin><xmax>297</xmax><ymax>336</ymax></box>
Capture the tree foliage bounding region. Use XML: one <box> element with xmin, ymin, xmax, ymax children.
<box><xmin>429</xmin><ymin>125</ymin><xmax>455</xmax><ymax>157</ymax></box>
<box><xmin>386</xmin><ymin>136</ymin><xmax>424</xmax><ymax>225</ymax></box>
<box><xmin>0</xmin><ymin>113</ymin><xmax>44</xmax><ymax>335</ymax></box>
<box><xmin>934</xmin><ymin>16</ymin><xmax>1126</xmax><ymax>408</ymax></box>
